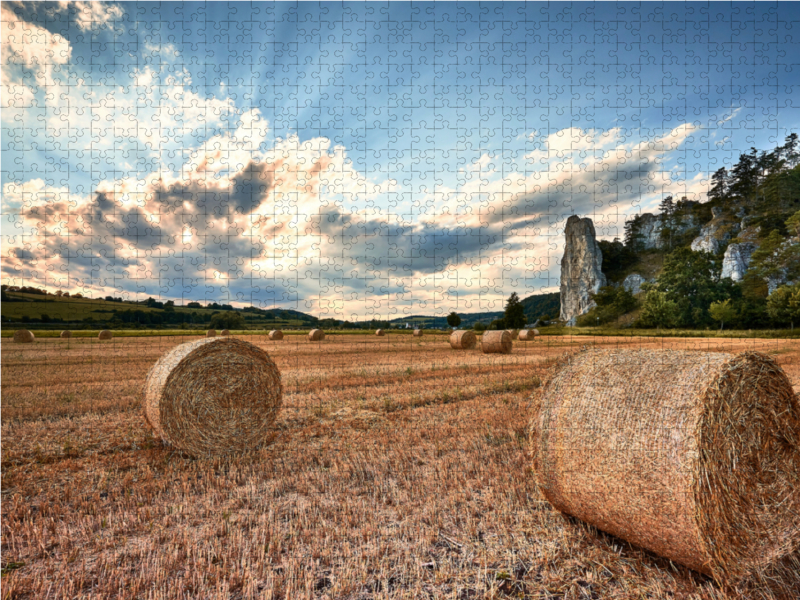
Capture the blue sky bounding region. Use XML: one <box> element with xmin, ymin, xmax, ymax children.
<box><xmin>2</xmin><ymin>1</ymin><xmax>799</xmax><ymax>319</ymax></box>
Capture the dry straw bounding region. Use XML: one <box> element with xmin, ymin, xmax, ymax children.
<box><xmin>13</xmin><ymin>329</ymin><xmax>34</xmax><ymax>343</ymax></box>
<box><xmin>481</xmin><ymin>330</ymin><xmax>512</xmax><ymax>354</ymax></box>
<box><xmin>206</xmin><ymin>330</ymin><xmax>216</xmax><ymax>337</ymax></box>
<box><xmin>221</xmin><ymin>329</ymin><xmax>230</xmax><ymax>336</ymax></box>
<box><xmin>375</xmin><ymin>329</ymin><xmax>385</xmax><ymax>336</ymax></box>
<box><xmin>98</xmin><ymin>330</ymin><xmax>113</xmax><ymax>340</ymax></box>
<box><xmin>308</xmin><ymin>329</ymin><xmax>325</xmax><ymax>341</ymax></box>
<box><xmin>529</xmin><ymin>349</ymin><xmax>800</xmax><ymax>583</ymax></box>
<box><xmin>413</xmin><ymin>329</ymin><xmax>423</xmax><ymax>337</ymax></box>
<box><xmin>143</xmin><ymin>338</ymin><xmax>282</xmax><ymax>457</ymax></box>
<box><xmin>449</xmin><ymin>330</ymin><xmax>476</xmax><ymax>350</ymax></box>
<box><xmin>268</xmin><ymin>330</ymin><xmax>284</xmax><ymax>340</ymax></box>
<box><xmin>518</xmin><ymin>329</ymin><xmax>539</xmax><ymax>341</ymax></box>
<box><xmin>60</xmin><ymin>330</ymin><xmax>72</xmax><ymax>339</ymax></box>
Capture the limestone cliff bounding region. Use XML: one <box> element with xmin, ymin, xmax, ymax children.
<box><xmin>560</xmin><ymin>216</ymin><xmax>607</xmax><ymax>325</ymax></box>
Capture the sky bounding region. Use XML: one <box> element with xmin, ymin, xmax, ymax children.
<box><xmin>2</xmin><ymin>1</ymin><xmax>799</xmax><ymax>320</ymax></box>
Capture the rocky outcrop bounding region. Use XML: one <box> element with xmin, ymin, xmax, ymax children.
<box><xmin>690</xmin><ymin>213</ymin><xmax>740</xmax><ymax>254</ymax></box>
<box><xmin>721</xmin><ymin>242</ymin><xmax>757</xmax><ymax>281</ymax></box>
<box><xmin>636</xmin><ymin>212</ymin><xmax>699</xmax><ymax>250</ymax></box>
<box><xmin>560</xmin><ymin>215</ymin><xmax>607</xmax><ymax>324</ymax></box>
<box><xmin>622</xmin><ymin>273</ymin><xmax>646</xmax><ymax>295</ymax></box>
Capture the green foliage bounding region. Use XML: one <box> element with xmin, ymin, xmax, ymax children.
<box><xmin>654</xmin><ymin>247</ymin><xmax>736</xmax><ymax>328</ymax></box>
<box><xmin>597</xmin><ymin>239</ymin><xmax>638</xmax><ymax>283</ymax></box>
<box><xmin>624</xmin><ymin>214</ymin><xmax>647</xmax><ymax>252</ymax></box>
<box><xmin>576</xmin><ymin>286</ymin><xmax>639</xmax><ymax>326</ymax></box>
<box><xmin>786</xmin><ymin>209</ymin><xmax>800</xmax><ymax>238</ymax></box>
<box><xmin>472</xmin><ymin>322</ymin><xmax>487</xmax><ymax>332</ymax></box>
<box><xmin>749</xmin><ymin>231</ymin><xmax>800</xmax><ymax>285</ymax></box>
<box><xmin>709</xmin><ymin>299</ymin><xmax>737</xmax><ymax>330</ymax></box>
<box><xmin>503</xmin><ymin>292</ymin><xmax>527</xmax><ymax>329</ymax></box>
<box><xmin>519</xmin><ymin>292</ymin><xmax>560</xmax><ymax>323</ymax></box>
<box><xmin>209</xmin><ymin>312</ymin><xmax>245</xmax><ymax>330</ymax></box>
<box><xmin>638</xmin><ymin>289</ymin><xmax>679</xmax><ymax>329</ymax></box>
<box><xmin>767</xmin><ymin>283</ymin><xmax>800</xmax><ymax>329</ymax></box>
<box><xmin>489</xmin><ymin>318</ymin><xmax>506</xmax><ymax>331</ymax></box>
<box><xmin>186</xmin><ymin>301</ymin><xmax>202</xmax><ymax>308</ymax></box>
<box><xmin>446</xmin><ymin>311</ymin><xmax>461</xmax><ymax>328</ymax></box>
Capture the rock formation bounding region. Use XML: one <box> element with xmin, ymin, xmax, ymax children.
<box><xmin>560</xmin><ymin>215</ymin><xmax>607</xmax><ymax>325</ymax></box>
<box><xmin>690</xmin><ymin>213</ymin><xmax>740</xmax><ymax>254</ymax></box>
<box><xmin>622</xmin><ymin>273</ymin><xmax>646</xmax><ymax>295</ymax></box>
<box><xmin>636</xmin><ymin>212</ymin><xmax>699</xmax><ymax>250</ymax></box>
<box><xmin>721</xmin><ymin>242</ymin><xmax>757</xmax><ymax>281</ymax></box>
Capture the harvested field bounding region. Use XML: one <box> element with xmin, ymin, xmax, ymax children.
<box><xmin>2</xmin><ymin>334</ymin><xmax>799</xmax><ymax>599</ymax></box>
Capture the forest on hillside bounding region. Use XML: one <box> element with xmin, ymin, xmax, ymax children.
<box><xmin>580</xmin><ymin>133</ymin><xmax>800</xmax><ymax>330</ymax></box>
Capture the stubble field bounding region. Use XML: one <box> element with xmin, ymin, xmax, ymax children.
<box><xmin>2</xmin><ymin>333</ymin><xmax>799</xmax><ymax>599</ymax></box>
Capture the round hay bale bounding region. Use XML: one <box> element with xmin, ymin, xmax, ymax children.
<box><xmin>518</xmin><ymin>329</ymin><xmax>539</xmax><ymax>341</ymax></box>
<box><xmin>449</xmin><ymin>330</ymin><xmax>476</xmax><ymax>350</ymax></box>
<box><xmin>143</xmin><ymin>338</ymin><xmax>282</xmax><ymax>457</ymax></box>
<box><xmin>481</xmin><ymin>330</ymin><xmax>512</xmax><ymax>354</ymax></box>
<box><xmin>413</xmin><ymin>329</ymin><xmax>423</xmax><ymax>337</ymax></box>
<box><xmin>60</xmin><ymin>330</ymin><xmax>72</xmax><ymax>339</ymax></box>
<box><xmin>13</xmin><ymin>329</ymin><xmax>35</xmax><ymax>343</ymax></box>
<box><xmin>206</xmin><ymin>329</ymin><xmax>216</xmax><ymax>338</ymax></box>
<box><xmin>268</xmin><ymin>330</ymin><xmax>284</xmax><ymax>340</ymax></box>
<box><xmin>308</xmin><ymin>329</ymin><xmax>325</xmax><ymax>341</ymax></box>
<box><xmin>98</xmin><ymin>330</ymin><xmax>113</xmax><ymax>340</ymax></box>
<box><xmin>220</xmin><ymin>329</ymin><xmax>230</xmax><ymax>336</ymax></box>
<box><xmin>529</xmin><ymin>349</ymin><xmax>800</xmax><ymax>582</ymax></box>
<box><xmin>505</xmin><ymin>329</ymin><xmax>518</xmax><ymax>339</ymax></box>
<box><xmin>375</xmin><ymin>329</ymin><xmax>385</xmax><ymax>336</ymax></box>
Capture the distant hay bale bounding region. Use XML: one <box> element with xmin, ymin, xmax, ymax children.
<box><xmin>98</xmin><ymin>330</ymin><xmax>113</xmax><ymax>340</ymax></box>
<box><xmin>413</xmin><ymin>329</ymin><xmax>423</xmax><ymax>337</ymax></box>
<box><xmin>375</xmin><ymin>329</ymin><xmax>385</xmax><ymax>336</ymax></box>
<box><xmin>13</xmin><ymin>329</ymin><xmax>34</xmax><ymax>343</ymax></box>
<box><xmin>143</xmin><ymin>338</ymin><xmax>282</xmax><ymax>457</ymax></box>
<box><xmin>529</xmin><ymin>349</ymin><xmax>800</xmax><ymax>583</ymax></box>
<box><xmin>206</xmin><ymin>330</ymin><xmax>216</xmax><ymax>338</ymax></box>
<box><xmin>518</xmin><ymin>329</ymin><xmax>539</xmax><ymax>341</ymax></box>
<box><xmin>506</xmin><ymin>329</ymin><xmax>518</xmax><ymax>339</ymax></box>
<box><xmin>268</xmin><ymin>330</ymin><xmax>284</xmax><ymax>340</ymax></box>
<box><xmin>60</xmin><ymin>330</ymin><xmax>72</xmax><ymax>339</ymax></box>
<box><xmin>481</xmin><ymin>330</ymin><xmax>512</xmax><ymax>354</ymax></box>
<box><xmin>220</xmin><ymin>329</ymin><xmax>230</xmax><ymax>336</ymax></box>
<box><xmin>308</xmin><ymin>329</ymin><xmax>325</xmax><ymax>341</ymax></box>
<box><xmin>449</xmin><ymin>330</ymin><xmax>476</xmax><ymax>350</ymax></box>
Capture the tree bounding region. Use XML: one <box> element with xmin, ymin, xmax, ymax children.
<box><xmin>654</xmin><ymin>247</ymin><xmax>733</xmax><ymax>328</ymax></box>
<box><xmin>209</xmin><ymin>312</ymin><xmax>245</xmax><ymax>330</ymax></box>
<box><xmin>503</xmin><ymin>292</ymin><xmax>527</xmax><ymax>329</ymax></box>
<box><xmin>576</xmin><ymin>286</ymin><xmax>639</xmax><ymax>326</ymax></box>
<box><xmin>658</xmin><ymin>195</ymin><xmax>677</xmax><ymax>251</ymax></box>
<box><xmin>624</xmin><ymin>215</ymin><xmax>646</xmax><ymax>252</ymax></box>
<box><xmin>709</xmin><ymin>299</ymin><xmax>737</xmax><ymax>331</ymax></box>
<box><xmin>749</xmin><ymin>231</ymin><xmax>800</xmax><ymax>287</ymax></box>
<box><xmin>187</xmin><ymin>301</ymin><xmax>202</xmax><ymax>308</ymax></box>
<box><xmin>639</xmin><ymin>290</ymin><xmax>679</xmax><ymax>329</ymax></box>
<box><xmin>446</xmin><ymin>311</ymin><xmax>461</xmax><ymax>328</ymax></box>
<box><xmin>767</xmin><ymin>284</ymin><xmax>800</xmax><ymax>329</ymax></box>
<box><xmin>786</xmin><ymin>209</ymin><xmax>800</xmax><ymax>238</ymax></box>
<box><xmin>473</xmin><ymin>322</ymin><xmax>487</xmax><ymax>332</ymax></box>
<box><xmin>708</xmin><ymin>167</ymin><xmax>729</xmax><ymax>202</ymax></box>
<box><xmin>489</xmin><ymin>318</ymin><xmax>506</xmax><ymax>331</ymax></box>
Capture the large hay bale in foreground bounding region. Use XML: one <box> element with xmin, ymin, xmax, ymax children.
<box><xmin>220</xmin><ymin>329</ymin><xmax>230</xmax><ymax>336</ymax></box>
<box><xmin>529</xmin><ymin>349</ymin><xmax>800</xmax><ymax>582</ymax></box>
<box><xmin>60</xmin><ymin>330</ymin><xmax>72</xmax><ymax>339</ymax></box>
<box><xmin>375</xmin><ymin>329</ymin><xmax>385</xmax><ymax>336</ymax></box>
<box><xmin>449</xmin><ymin>330</ymin><xmax>476</xmax><ymax>350</ymax></box>
<box><xmin>308</xmin><ymin>329</ymin><xmax>325</xmax><ymax>341</ymax></box>
<box><xmin>481</xmin><ymin>330</ymin><xmax>512</xmax><ymax>354</ymax></box>
<box><xmin>98</xmin><ymin>330</ymin><xmax>113</xmax><ymax>340</ymax></box>
<box><xmin>413</xmin><ymin>329</ymin><xmax>423</xmax><ymax>337</ymax></box>
<box><xmin>268</xmin><ymin>330</ymin><xmax>283</xmax><ymax>340</ymax></box>
<box><xmin>143</xmin><ymin>338</ymin><xmax>282</xmax><ymax>457</ymax></box>
<box><xmin>206</xmin><ymin>330</ymin><xmax>216</xmax><ymax>338</ymax></box>
<box><xmin>518</xmin><ymin>329</ymin><xmax>539</xmax><ymax>341</ymax></box>
<box><xmin>13</xmin><ymin>329</ymin><xmax>34</xmax><ymax>343</ymax></box>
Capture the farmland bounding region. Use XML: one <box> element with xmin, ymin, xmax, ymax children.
<box><xmin>2</xmin><ymin>334</ymin><xmax>799</xmax><ymax>599</ymax></box>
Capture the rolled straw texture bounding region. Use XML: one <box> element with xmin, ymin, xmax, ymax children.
<box><xmin>143</xmin><ymin>338</ymin><xmax>282</xmax><ymax>457</ymax></box>
<box><xmin>481</xmin><ymin>330</ymin><xmax>512</xmax><ymax>354</ymax></box>
<box><xmin>98</xmin><ymin>330</ymin><xmax>113</xmax><ymax>340</ymax></box>
<box><xmin>529</xmin><ymin>348</ymin><xmax>800</xmax><ymax>582</ymax></box>
<box><xmin>206</xmin><ymin>330</ymin><xmax>216</xmax><ymax>337</ymax></box>
<box><xmin>268</xmin><ymin>330</ymin><xmax>284</xmax><ymax>340</ymax></box>
<box><xmin>308</xmin><ymin>329</ymin><xmax>325</xmax><ymax>341</ymax></box>
<box><xmin>13</xmin><ymin>329</ymin><xmax>34</xmax><ymax>343</ymax></box>
<box><xmin>375</xmin><ymin>329</ymin><xmax>385</xmax><ymax>336</ymax></box>
<box><xmin>60</xmin><ymin>330</ymin><xmax>72</xmax><ymax>338</ymax></box>
<box><xmin>449</xmin><ymin>330</ymin><xmax>476</xmax><ymax>350</ymax></box>
<box><xmin>413</xmin><ymin>329</ymin><xmax>423</xmax><ymax>337</ymax></box>
<box><xmin>220</xmin><ymin>329</ymin><xmax>230</xmax><ymax>336</ymax></box>
<box><xmin>518</xmin><ymin>329</ymin><xmax>539</xmax><ymax>341</ymax></box>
